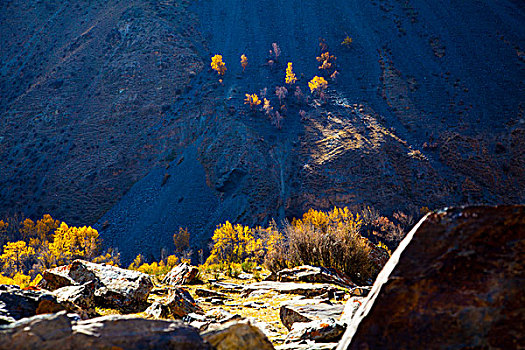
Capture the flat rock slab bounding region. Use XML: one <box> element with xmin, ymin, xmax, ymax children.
<box><xmin>285</xmin><ymin>318</ymin><xmax>346</xmax><ymax>343</ymax></box>
<box><xmin>241</xmin><ymin>282</ymin><xmax>337</xmax><ymax>298</ymax></box>
<box><xmin>211</xmin><ymin>282</ymin><xmax>244</xmax><ymax>293</ymax></box>
<box><xmin>338</xmin><ymin>205</ymin><xmax>525</xmax><ymax>350</ymax></box>
<box><xmin>280</xmin><ymin>302</ymin><xmax>345</xmax><ymax>330</ymax></box>
<box><xmin>276</xmin><ymin>266</ymin><xmax>356</xmax><ymax>289</ymax></box>
<box><xmin>0</xmin><ymin>311</ymin><xmax>211</xmax><ymax>349</ymax></box>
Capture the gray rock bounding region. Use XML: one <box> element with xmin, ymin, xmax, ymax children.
<box><xmin>0</xmin><ymin>285</ymin><xmax>64</xmax><ymax>324</ymax></box>
<box><xmin>241</xmin><ymin>282</ymin><xmax>337</xmax><ymax>298</ymax></box>
<box><xmin>0</xmin><ymin>311</ymin><xmax>211</xmax><ymax>349</ymax></box>
<box><xmin>285</xmin><ymin>318</ymin><xmax>346</xmax><ymax>343</ymax></box>
<box><xmin>202</xmin><ymin>319</ymin><xmax>275</xmax><ymax>350</ymax></box>
<box><xmin>280</xmin><ymin>302</ymin><xmax>345</xmax><ymax>330</ymax></box>
<box><xmin>162</xmin><ymin>263</ymin><xmax>199</xmax><ymax>286</ymax></box>
<box><xmin>276</xmin><ymin>266</ymin><xmax>356</xmax><ymax>290</ymax></box>
<box><xmin>40</xmin><ymin>260</ymin><xmax>153</xmax><ymax>313</ymax></box>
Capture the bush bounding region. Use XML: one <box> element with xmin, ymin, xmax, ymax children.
<box><xmin>265</xmin><ymin>207</ymin><xmax>383</xmax><ymax>284</ymax></box>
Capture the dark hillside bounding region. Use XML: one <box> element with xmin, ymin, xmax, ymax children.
<box><xmin>1</xmin><ymin>0</ymin><xmax>524</xmax><ymax>263</ymax></box>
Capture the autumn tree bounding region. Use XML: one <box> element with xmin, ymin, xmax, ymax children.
<box><xmin>285</xmin><ymin>62</ymin><xmax>297</xmax><ymax>85</ymax></box>
<box><xmin>211</xmin><ymin>54</ymin><xmax>227</xmax><ymax>75</ymax></box>
<box><xmin>240</xmin><ymin>54</ymin><xmax>248</xmax><ymax>72</ymax></box>
<box><xmin>49</xmin><ymin>223</ymin><xmax>99</xmax><ymax>264</ymax></box>
<box><xmin>206</xmin><ymin>221</ymin><xmax>263</xmax><ymax>264</ymax></box>
<box><xmin>308</xmin><ymin>76</ymin><xmax>328</xmax><ymax>95</ymax></box>
<box><xmin>0</xmin><ymin>241</ymin><xmax>35</xmax><ymax>276</ymax></box>
<box><xmin>244</xmin><ymin>93</ymin><xmax>262</xmax><ymax>109</ymax></box>
<box><xmin>316</xmin><ymin>51</ymin><xmax>336</xmax><ymax>71</ymax></box>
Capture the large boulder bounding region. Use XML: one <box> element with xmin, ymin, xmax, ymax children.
<box><xmin>202</xmin><ymin>319</ymin><xmax>275</xmax><ymax>350</ymax></box>
<box><xmin>0</xmin><ymin>285</ymin><xmax>64</xmax><ymax>324</ymax></box>
<box><xmin>39</xmin><ymin>260</ymin><xmax>153</xmax><ymax>313</ymax></box>
<box><xmin>338</xmin><ymin>205</ymin><xmax>525</xmax><ymax>350</ymax></box>
<box><xmin>162</xmin><ymin>263</ymin><xmax>199</xmax><ymax>286</ymax></box>
<box><xmin>275</xmin><ymin>266</ymin><xmax>356</xmax><ymax>289</ymax></box>
<box><xmin>0</xmin><ymin>311</ymin><xmax>211</xmax><ymax>349</ymax></box>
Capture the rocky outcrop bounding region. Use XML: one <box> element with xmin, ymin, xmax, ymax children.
<box><xmin>39</xmin><ymin>260</ymin><xmax>153</xmax><ymax>313</ymax></box>
<box><xmin>338</xmin><ymin>205</ymin><xmax>525</xmax><ymax>350</ymax></box>
<box><xmin>280</xmin><ymin>301</ymin><xmax>345</xmax><ymax>330</ymax></box>
<box><xmin>202</xmin><ymin>319</ymin><xmax>275</xmax><ymax>350</ymax></box>
<box><xmin>0</xmin><ymin>285</ymin><xmax>64</xmax><ymax>324</ymax></box>
<box><xmin>162</xmin><ymin>263</ymin><xmax>199</xmax><ymax>286</ymax></box>
<box><xmin>0</xmin><ymin>311</ymin><xmax>211</xmax><ymax>349</ymax></box>
<box><xmin>274</xmin><ymin>266</ymin><xmax>356</xmax><ymax>290</ymax></box>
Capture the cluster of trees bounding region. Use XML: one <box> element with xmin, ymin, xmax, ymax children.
<box><xmin>209</xmin><ymin>38</ymin><xmax>347</xmax><ymax>129</ymax></box>
<box><xmin>204</xmin><ymin>206</ymin><xmax>408</xmax><ymax>284</ymax></box>
<box><xmin>0</xmin><ymin>214</ymin><xmax>115</xmax><ymax>287</ymax></box>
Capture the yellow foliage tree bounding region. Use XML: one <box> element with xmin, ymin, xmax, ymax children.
<box><xmin>244</xmin><ymin>93</ymin><xmax>262</xmax><ymax>109</ymax></box>
<box><xmin>0</xmin><ymin>272</ymin><xmax>33</xmax><ymax>288</ymax></box>
<box><xmin>285</xmin><ymin>62</ymin><xmax>297</xmax><ymax>85</ymax></box>
<box><xmin>240</xmin><ymin>54</ymin><xmax>248</xmax><ymax>72</ymax></box>
<box><xmin>0</xmin><ymin>241</ymin><xmax>35</xmax><ymax>276</ymax></box>
<box><xmin>308</xmin><ymin>76</ymin><xmax>328</xmax><ymax>94</ymax></box>
<box><xmin>211</xmin><ymin>54</ymin><xmax>227</xmax><ymax>75</ymax></box>
<box><xmin>206</xmin><ymin>221</ymin><xmax>263</xmax><ymax>264</ymax></box>
<box><xmin>49</xmin><ymin>223</ymin><xmax>99</xmax><ymax>264</ymax></box>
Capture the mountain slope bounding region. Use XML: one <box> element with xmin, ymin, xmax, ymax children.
<box><xmin>1</xmin><ymin>0</ymin><xmax>524</xmax><ymax>262</ymax></box>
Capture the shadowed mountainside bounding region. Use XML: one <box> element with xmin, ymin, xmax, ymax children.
<box><xmin>1</xmin><ymin>0</ymin><xmax>524</xmax><ymax>262</ymax></box>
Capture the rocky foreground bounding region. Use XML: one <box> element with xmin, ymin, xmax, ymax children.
<box><xmin>1</xmin><ymin>205</ymin><xmax>523</xmax><ymax>349</ymax></box>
